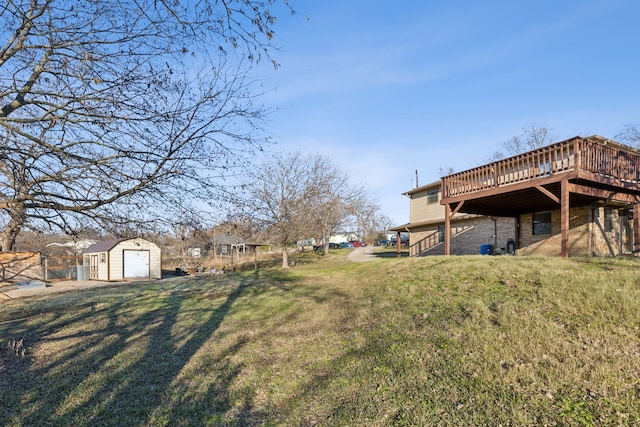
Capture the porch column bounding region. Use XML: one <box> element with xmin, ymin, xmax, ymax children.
<box><xmin>396</xmin><ymin>230</ymin><xmax>401</xmax><ymax>258</ymax></box>
<box><xmin>444</xmin><ymin>203</ymin><xmax>451</xmax><ymax>256</ymax></box>
<box><xmin>561</xmin><ymin>179</ymin><xmax>569</xmax><ymax>257</ymax></box>
<box><xmin>634</xmin><ymin>204</ymin><xmax>640</xmax><ymax>255</ymax></box>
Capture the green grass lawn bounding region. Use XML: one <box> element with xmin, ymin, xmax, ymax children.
<box><xmin>1</xmin><ymin>252</ymin><xmax>639</xmax><ymax>426</ymax></box>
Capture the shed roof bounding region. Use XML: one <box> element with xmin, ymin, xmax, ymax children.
<box><xmin>83</xmin><ymin>239</ymin><xmax>124</xmax><ymax>254</ymax></box>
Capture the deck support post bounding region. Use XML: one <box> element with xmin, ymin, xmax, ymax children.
<box><xmin>443</xmin><ymin>201</ymin><xmax>464</xmax><ymax>256</ymax></box>
<box><xmin>396</xmin><ymin>230</ymin><xmax>402</xmax><ymax>258</ymax></box>
<box><xmin>444</xmin><ymin>204</ymin><xmax>451</xmax><ymax>255</ymax></box>
<box><xmin>561</xmin><ymin>179</ymin><xmax>569</xmax><ymax>257</ymax></box>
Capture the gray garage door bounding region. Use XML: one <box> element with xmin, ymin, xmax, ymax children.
<box><xmin>123</xmin><ymin>250</ymin><xmax>150</xmax><ymax>278</ymax></box>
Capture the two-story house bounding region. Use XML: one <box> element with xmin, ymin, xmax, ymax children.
<box><xmin>394</xmin><ymin>135</ymin><xmax>640</xmax><ymax>257</ymax></box>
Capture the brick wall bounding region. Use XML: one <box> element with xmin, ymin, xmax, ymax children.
<box><xmin>591</xmin><ymin>207</ymin><xmax>633</xmax><ymax>256</ymax></box>
<box><xmin>409</xmin><ymin>217</ymin><xmax>516</xmax><ymax>256</ymax></box>
<box><xmin>410</xmin><ymin>204</ymin><xmax>635</xmax><ymax>258</ymax></box>
<box><xmin>518</xmin><ymin>206</ymin><xmax>591</xmax><ymax>256</ymax></box>
<box><xmin>409</xmin><ymin>225</ymin><xmax>443</xmax><ymax>256</ymax></box>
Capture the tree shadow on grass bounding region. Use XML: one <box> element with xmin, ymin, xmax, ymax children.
<box><xmin>0</xmin><ymin>270</ymin><xmax>298</xmax><ymax>426</ymax></box>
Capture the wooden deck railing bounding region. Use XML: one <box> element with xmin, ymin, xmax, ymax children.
<box><xmin>580</xmin><ymin>138</ymin><xmax>640</xmax><ymax>182</ymax></box>
<box><xmin>442</xmin><ymin>137</ymin><xmax>640</xmax><ymax>199</ymax></box>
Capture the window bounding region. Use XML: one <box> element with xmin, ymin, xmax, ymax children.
<box><xmin>532</xmin><ymin>211</ymin><xmax>552</xmax><ymax>235</ymax></box>
<box><xmin>604</xmin><ymin>208</ymin><xmax>614</xmax><ymax>232</ymax></box>
<box><xmin>427</xmin><ymin>189</ymin><xmax>439</xmax><ymax>204</ymax></box>
<box><xmin>437</xmin><ymin>225</ymin><xmax>445</xmax><ymax>243</ymax></box>
<box><xmin>99</xmin><ymin>253</ymin><xmax>106</xmax><ymax>263</ymax></box>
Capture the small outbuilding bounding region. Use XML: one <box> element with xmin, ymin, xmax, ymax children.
<box><xmin>82</xmin><ymin>238</ymin><xmax>162</xmax><ymax>281</ymax></box>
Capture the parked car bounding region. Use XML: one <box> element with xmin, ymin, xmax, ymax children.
<box><xmin>340</xmin><ymin>241</ymin><xmax>354</xmax><ymax>249</ymax></box>
<box><xmin>374</xmin><ymin>239</ymin><xmax>391</xmax><ymax>246</ymax></box>
<box><xmin>349</xmin><ymin>240</ymin><xmax>365</xmax><ymax>247</ymax></box>
<box><xmin>390</xmin><ymin>235</ymin><xmax>409</xmax><ymax>245</ymax></box>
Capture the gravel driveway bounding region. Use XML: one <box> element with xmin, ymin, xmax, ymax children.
<box><xmin>347</xmin><ymin>246</ymin><xmax>378</xmax><ymax>262</ymax></box>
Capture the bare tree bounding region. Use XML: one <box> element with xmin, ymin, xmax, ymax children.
<box><xmin>616</xmin><ymin>123</ymin><xmax>640</xmax><ymax>148</ymax></box>
<box><xmin>303</xmin><ymin>155</ymin><xmax>366</xmax><ymax>256</ymax></box>
<box><xmin>0</xmin><ymin>0</ymin><xmax>294</xmax><ymax>251</ymax></box>
<box><xmin>352</xmin><ymin>203</ymin><xmax>393</xmax><ymax>244</ymax></box>
<box><xmin>245</xmin><ymin>152</ymin><xmax>309</xmax><ymax>268</ymax></box>
<box><xmin>487</xmin><ymin>124</ymin><xmax>553</xmax><ymax>162</ymax></box>
<box><xmin>438</xmin><ymin>165</ymin><xmax>456</xmax><ymax>178</ymax></box>
<box><xmin>245</xmin><ymin>152</ymin><xmax>366</xmax><ymax>266</ymax></box>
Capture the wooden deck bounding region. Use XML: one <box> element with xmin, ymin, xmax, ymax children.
<box><xmin>442</xmin><ymin>137</ymin><xmax>640</xmax><ymax>200</ymax></box>
<box><xmin>439</xmin><ymin>136</ymin><xmax>640</xmax><ymax>257</ymax></box>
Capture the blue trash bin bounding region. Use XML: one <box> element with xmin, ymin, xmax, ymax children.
<box><xmin>480</xmin><ymin>244</ymin><xmax>493</xmax><ymax>255</ymax></box>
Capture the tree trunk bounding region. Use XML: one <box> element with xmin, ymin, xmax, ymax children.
<box><xmin>281</xmin><ymin>249</ymin><xmax>289</xmax><ymax>268</ymax></box>
<box><xmin>0</xmin><ymin>206</ymin><xmax>26</xmax><ymax>252</ymax></box>
<box><xmin>323</xmin><ymin>241</ymin><xmax>330</xmax><ymax>256</ymax></box>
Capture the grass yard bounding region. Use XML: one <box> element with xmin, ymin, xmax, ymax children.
<box><xmin>1</xmin><ymin>251</ymin><xmax>639</xmax><ymax>426</ymax></box>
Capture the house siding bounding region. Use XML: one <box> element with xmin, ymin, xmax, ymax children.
<box><xmin>109</xmin><ymin>247</ymin><xmax>123</xmax><ymax>280</ymax></box>
<box><xmin>409</xmin><ymin>187</ymin><xmax>443</xmax><ymax>224</ymax></box>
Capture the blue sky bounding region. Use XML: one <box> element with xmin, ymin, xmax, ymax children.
<box><xmin>260</xmin><ymin>0</ymin><xmax>640</xmax><ymax>226</ymax></box>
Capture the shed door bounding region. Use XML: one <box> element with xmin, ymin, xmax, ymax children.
<box><xmin>123</xmin><ymin>250</ymin><xmax>150</xmax><ymax>278</ymax></box>
<box><xmin>90</xmin><ymin>255</ymin><xmax>99</xmax><ymax>280</ymax></box>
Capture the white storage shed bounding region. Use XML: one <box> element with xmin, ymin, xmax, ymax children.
<box><xmin>83</xmin><ymin>238</ymin><xmax>162</xmax><ymax>281</ymax></box>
